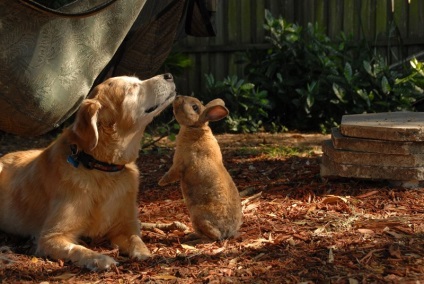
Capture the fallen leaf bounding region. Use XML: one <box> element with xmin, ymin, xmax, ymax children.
<box><xmin>388</xmin><ymin>244</ymin><xmax>402</xmax><ymax>259</ymax></box>
<box><xmin>321</xmin><ymin>195</ymin><xmax>348</xmax><ymax>204</ymax></box>
<box><xmin>181</xmin><ymin>244</ymin><xmax>198</xmax><ymax>251</ymax></box>
<box><xmin>328</xmin><ymin>248</ymin><xmax>334</xmax><ymax>263</ymax></box>
<box><xmin>306</xmin><ymin>204</ymin><xmax>317</xmax><ymax>214</ymax></box>
<box><xmin>241</xmin><ymin>191</ymin><xmax>262</xmax><ymax>205</ymax></box>
<box><xmin>244</xmin><ymin>202</ymin><xmax>260</xmax><ymax>212</ymax></box>
<box><xmin>229</xmin><ymin>257</ymin><xmax>238</xmax><ymax>267</ymax></box>
<box><xmin>51</xmin><ymin>273</ymin><xmax>77</xmax><ymax>280</ymax></box>
<box><xmin>219</xmin><ymin>268</ymin><xmax>233</xmax><ymax>276</ymax></box>
<box><xmin>359</xmin><ymin>249</ymin><xmax>384</xmax><ymax>264</ymax></box>
<box><xmin>252</xmin><ymin>253</ymin><xmax>265</xmax><ymax>260</ymax></box>
<box><xmin>356</xmin><ymin>190</ymin><xmax>379</xmax><ymax>199</ymax></box>
<box><xmin>212</xmin><ymin>247</ymin><xmax>226</xmax><ymax>254</ymax></box>
<box><xmin>152</xmin><ymin>228</ymin><xmax>166</xmax><ymax>235</ymax></box>
<box><xmin>286</xmin><ymin>237</ymin><xmax>296</xmax><ymax>246</ymax></box>
<box><xmin>293</xmin><ymin>233</ymin><xmax>309</xmax><ymax>241</ymax></box>
<box><xmin>244</xmin><ymin>237</ymin><xmax>273</xmax><ymax>249</ymax></box>
<box><xmin>357</xmin><ymin>228</ymin><xmax>375</xmax><ymax>235</ymax></box>
<box><xmin>293</xmin><ymin>220</ymin><xmax>309</xmax><ymax>225</ymax></box>
<box><xmin>383</xmin><ymin>227</ymin><xmax>405</xmax><ymax>239</ymax></box>
<box><xmin>151</xmin><ymin>275</ymin><xmax>177</xmax><ymax>280</ymax></box>
<box><xmin>314</xmin><ymin>225</ymin><xmax>327</xmax><ymax>234</ymax></box>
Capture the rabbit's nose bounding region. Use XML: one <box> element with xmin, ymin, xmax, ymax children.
<box><xmin>164</xmin><ymin>73</ymin><xmax>173</xmax><ymax>81</ymax></box>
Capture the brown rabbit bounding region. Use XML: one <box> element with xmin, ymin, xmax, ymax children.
<box><xmin>158</xmin><ymin>95</ymin><xmax>242</xmax><ymax>240</ymax></box>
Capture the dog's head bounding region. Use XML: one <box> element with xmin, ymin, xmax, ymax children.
<box><xmin>71</xmin><ymin>74</ymin><xmax>176</xmax><ymax>162</ymax></box>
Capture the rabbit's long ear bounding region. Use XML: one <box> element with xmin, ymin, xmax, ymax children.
<box><xmin>72</xmin><ymin>99</ymin><xmax>102</xmax><ymax>151</ymax></box>
<box><xmin>205</xmin><ymin>98</ymin><xmax>225</xmax><ymax>108</ymax></box>
<box><xmin>200</xmin><ymin>105</ymin><xmax>229</xmax><ymax>123</ymax></box>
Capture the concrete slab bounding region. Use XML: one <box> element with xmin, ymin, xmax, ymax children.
<box><xmin>332</xmin><ymin>128</ymin><xmax>424</xmax><ymax>155</ymax></box>
<box><xmin>322</xmin><ymin>139</ymin><xmax>424</xmax><ymax>167</ymax></box>
<box><xmin>320</xmin><ymin>154</ymin><xmax>424</xmax><ymax>181</ymax></box>
<box><xmin>340</xmin><ymin>112</ymin><xmax>424</xmax><ymax>142</ymax></box>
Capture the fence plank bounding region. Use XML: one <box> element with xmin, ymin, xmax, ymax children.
<box><xmin>409</xmin><ymin>0</ymin><xmax>424</xmax><ymax>37</ymax></box>
<box><xmin>375</xmin><ymin>0</ymin><xmax>389</xmax><ymax>39</ymax></box>
<box><xmin>393</xmin><ymin>0</ymin><xmax>408</xmax><ymax>38</ymax></box>
<box><xmin>315</xmin><ymin>0</ymin><xmax>327</xmax><ymax>28</ymax></box>
<box><xmin>360</xmin><ymin>0</ymin><xmax>375</xmax><ymax>40</ymax></box>
<box><xmin>212</xmin><ymin>0</ymin><xmax>226</xmax><ymax>82</ymax></box>
<box><xmin>255</xmin><ymin>1</ymin><xmax>266</xmax><ymax>42</ymax></box>
<box><xmin>328</xmin><ymin>0</ymin><xmax>343</xmax><ymax>38</ymax></box>
<box><xmin>227</xmin><ymin>0</ymin><xmax>240</xmax><ymax>45</ymax></box>
<box><xmin>175</xmin><ymin>0</ymin><xmax>424</xmax><ymax>97</ymax></box>
<box><xmin>408</xmin><ymin>0</ymin><xmax>424</xmax><ymax>55</ymax></box>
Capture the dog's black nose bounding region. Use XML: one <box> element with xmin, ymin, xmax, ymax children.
<box><xmin>164</xmin><ymin>73</ymin><xmax>173</xmax><ymax>81</ymax></box>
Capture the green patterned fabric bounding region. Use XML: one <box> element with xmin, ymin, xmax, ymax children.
<box><xmin>0</xmin><ymin>0</ymin><xmax>147</xmax><ymax>136</ymax></box>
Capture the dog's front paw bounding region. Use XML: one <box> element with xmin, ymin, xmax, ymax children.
<box><xmin>78</xmin><ymin>254</ymin><xmax>118</xmax><ymax>271</ymax></box>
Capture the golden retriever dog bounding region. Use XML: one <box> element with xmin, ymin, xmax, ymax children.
<box><xmin>0</xmin><ymin>73</ymin><xmax>176</xmax><ymax>270</ymax></box>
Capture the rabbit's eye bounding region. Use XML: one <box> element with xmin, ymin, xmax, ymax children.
<box><xmin>192</xmin><ymin>104</ymin><xmax>200</xmax><ymax>113</ymax></box>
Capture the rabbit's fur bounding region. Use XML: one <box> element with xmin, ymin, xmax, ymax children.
<box><xmin>159</xmin><ymin>96</ymin><xmax>242</xmax><ymax>240</ymax></box>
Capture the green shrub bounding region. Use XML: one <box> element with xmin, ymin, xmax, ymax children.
<box><xmin>244</xmin><ymin>10</ymin><xmax>423</xmax><ymax>132</ymax></box>
<box><xmin>204</xmin><ymin>74</ymin><xmax>270</xmax><ymax>133</ymax></box>
<box><xmin>158</xmin><ymin>52</ymin><xmax>192</xmax><ymax>76</ymax></box>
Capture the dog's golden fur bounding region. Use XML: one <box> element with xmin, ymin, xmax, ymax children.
<box><xmin>0</xmin><ymin>74</ymin><xmax>176</xmax><ymax>270</ymax></box>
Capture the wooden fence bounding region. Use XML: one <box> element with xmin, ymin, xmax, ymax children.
<box><xmin>174</xmin><ymin>0</ymin><xmax>424</xmax><ymax>96</ymax></box>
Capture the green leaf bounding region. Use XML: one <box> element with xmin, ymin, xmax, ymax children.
<box><xmin>307</xmin><ymin>81</ymin><xmax>317</xmax><ymax>93</ymax></box>
<box><xmin>344</xmin><ymin>62</ymin><xmax>352</xmax><ymax>82</ymax></box>
<box><xmin>306</xmin><ymin>93</ymin><xmax>314</xmax><ymax>108</ymax></box>
<box><xmin>332</xmin><ymin>83</ymin><xmax>347</xmax><ymax>103</ymax></box>
<box><xmin>265</xmin><ymin>9</ymin><xmax>273</xmax><ymax>24</ymax></box>
<box><xmin>240</xmin><ymin>83</ymin><xmax>255</xmax><ymax>91</ymax></box>
<box><xmin>381</xmin><ymin>76</ymin><xmax>391</xmax><ymax>94</ymax></box>
<box><xmin>410</xmin><ymin>58</ymin><xmax>418</xmax><ymax>69</ymax></box>
<box><xmin>356</xmin><ymin>89</ymin><xmax>371</xmax><ymax>107</ymax></box>
<box><xmin>363</xmin><ymin>60</ymin><xmax>374</xmax><ymax>77</ymax></box>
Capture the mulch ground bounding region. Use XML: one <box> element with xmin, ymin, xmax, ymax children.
<box><xmin>0</xmin><ymin>131</ymin><xmax>423</xmax><ymax>283</ymax></box>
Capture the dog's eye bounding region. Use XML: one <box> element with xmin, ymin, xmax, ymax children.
<box><xmin>192</xmin><ymin>104</ymin><xmax>200</xmax><ymax>113</ymax></box>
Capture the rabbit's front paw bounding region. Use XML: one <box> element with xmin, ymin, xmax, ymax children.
<box><xmin>158</xmin><ymin>173</ymin><xmax>176</xmax><ymax>186</ymax></box>
<box><xmin>158</xmin><ymin>174</ymin><xmax>169</xmax><ymax>186</ymax></box>
<box><xmin>159</xmin><ymin>167</ymin><xmax>180</xmax><ymax>186</ymax></box>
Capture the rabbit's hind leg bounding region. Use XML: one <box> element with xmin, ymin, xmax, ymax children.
<box><xmin>193</xmin><ymin>220</ymin><xmax>222</xmax><ymax>241</ymax></box>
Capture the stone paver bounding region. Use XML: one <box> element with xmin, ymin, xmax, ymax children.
<box><xmin>332</xmin><ymin>128</ymin><xmax>424</xmax><ymax>155</ymax></box>
<box><xmin>321</xmin><ymin>112</ymin><xmax>424</xmax><ymax>186</ymax></box>
<box><xmin>320</xmin><ymin>154</ymin><xmax>424</xmax><ymax>181</ymax></box>
<box><xmin>322</xmin><ymin>139</ymin><xmax>424</xmax><ymax>167</ymax></box>
<box><xmin>341</xmin><ymin>112</ymin><xmax>424</xmax><ymax>142</ymax></box>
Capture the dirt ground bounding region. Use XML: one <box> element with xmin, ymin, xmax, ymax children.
<box><xmin>0</xmin><ymin>131</ymin><xmax>423</xmax><ymax>283</ymax></box>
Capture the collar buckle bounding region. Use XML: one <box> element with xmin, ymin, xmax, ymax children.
<box><xmin>67</xmin><ymin>144</ymin><xmax>124</xmax><ymax>172</ymax></box>
<box><xmin>67</xmin><ymin>144</ymin><xmax>80</xmax><ymax>168</ymax></box>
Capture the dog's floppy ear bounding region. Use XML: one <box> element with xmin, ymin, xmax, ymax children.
<box><xmin>72</xmin><ymin>99</ymin><xmax>102</xmax><ymax>151</ymax></box>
